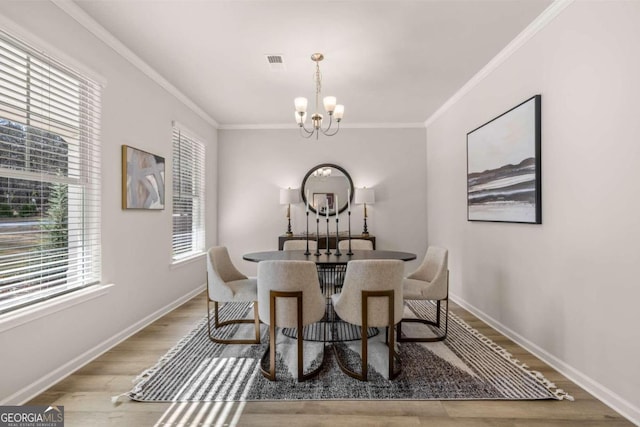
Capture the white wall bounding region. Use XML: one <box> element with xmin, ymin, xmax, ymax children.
<box><xmin>218</xmin><ymin>128</ymin><xmax>427</xmax><ymax>276</ymax></box>
<box><xmin>0</xmin><ymin>2</ymin><xmax>217</xmax><ymax>403</ymax></box>
<box><xmin>426</xmin><ymin>1</ymin><xmax>640</xmax><ymax>422</ymax></box>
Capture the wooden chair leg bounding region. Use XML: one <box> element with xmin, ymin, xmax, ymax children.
<box><xmin>269</xmin><ymin>298</ymin><xmax>277</xmax><ymax>379</ymax></box>
<box><xmin>297</xmin><ymin>293</ymin><xmax>304</xmax><ymax>381</ymax></box>
<box><xmin>397</xmin><ymin>298</ymin><xmax>449</xmax><ymax>343</ymax></box>
<box><xmin>334</xmin><ymin>290</ymin><xmax>401</xmax><ymax>381</ymax></box>
<box><xmin>253</xmin><ymin>302</ymin><xmax>261</xmax><ymax>342</ymax></box>
<box><xmin>361</xmin><ymin>310</ymin><xmax>368</xmax><ymax>381</ymax></box>
<box><xmin>260</xmin><ymin>291</ymin><xmax>325</xmax><ymax>382</ymax></box>
<box><xmin>207</xmin><ymin>299</ymin><xmax>261</xmax><ymax>345</ymax></box>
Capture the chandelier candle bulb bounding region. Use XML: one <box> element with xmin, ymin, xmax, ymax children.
<box><xmin>334</xmin><ymin>105</ymin><xmax>344</xmax><ymax>120</ymax></box>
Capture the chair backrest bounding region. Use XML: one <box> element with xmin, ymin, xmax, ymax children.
<box><xmin>335</xmin><ymin>260</ymin><xmax>404</xmax><ymax>327</ymax></box>
<box><xmin>283</xmin><ymin>239</ymin><xmax>318</xmax><ymax>251</ymax></box>
<box><xmin>207</xmin><ymin>247</ymin><xmax>247</xmax><ymax>301</ymax></box>
<box><xmin>257</xmin><ymin>260</ymin><xmax>325</xmax><ymax>328</ymax></box>
<box><xmin>407</xmin><ymin>246</ymin><xmax>448</xmax><ymax>300</ymax></box>
<box><xmin>338</xmin><ymin>239</ymin><xmax>373</xmax><ymax>250</ymax></box>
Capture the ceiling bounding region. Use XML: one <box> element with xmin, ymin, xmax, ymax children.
<box><xmin>73</xmin><ymin>0</ymin><xmax>552</xmax><ymax>128</ymax></box>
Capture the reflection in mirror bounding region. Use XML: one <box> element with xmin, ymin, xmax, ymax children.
<box><xmin>301</xmin><ymin>163</ymin><xmax>354</xmax><ymax>216</ymax></box>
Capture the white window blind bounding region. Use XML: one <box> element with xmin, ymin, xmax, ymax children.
<box><xmin>0</xmin><ymin>30</ymin><xmax>102</xmax><ymax>314</ymax></box>
<box><xmin>172</xmin><ymin>125</ymin><xmax>205</xmax><ymax>261</ymax></box>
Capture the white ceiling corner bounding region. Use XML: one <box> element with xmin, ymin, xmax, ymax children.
<box><xmin>424</xmin><ymin>0</ymin><xmax>574</xmax><ymax>127</ymax></box>
<box><xmin>53</xmin><ymin>0</ymin><xmax>219</xmax><ymax>128</ymax></box>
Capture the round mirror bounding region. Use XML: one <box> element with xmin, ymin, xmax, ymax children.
<box><xmin>301</xmin><ymin>163</ymin><xmax>354</xmax><ymax>216</ymax></box>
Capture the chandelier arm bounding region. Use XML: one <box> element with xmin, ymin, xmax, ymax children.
<box><xmin>322</xmin><ymin>120</ymin><xmax>341</xmax><ymax>137</ymax></box>
<box><xmin>299</xmin><ymin>121</ymin><xmax>315</xmax><ymax>135</ymax></box>
<box><xmin>299</xmin><ymin>126</ymin><xmax>315</xmax><ymax>138</ymax></box>
<box><xmin>320</xmin><ymin>113</ymin><xmax>334</xmax><ymax>135</ymax></box>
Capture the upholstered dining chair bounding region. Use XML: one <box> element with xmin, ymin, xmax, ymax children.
<box><xmin>338</xmin><ymin>239</ymin><xmax>373</xmax><ymax>251</ymax></box>
<box><xmin>396</xmin><ymin>246</ymin><xmax>449</xmax><ymax>342</ymax></box>
<box><xmin>257</xmin><ymin>260</ymin><xmax>326</xmax><ymax>381</ymax></box>
<box><xmin>331</xmin><ymin>259</ymin><xmax>404</xmax><ymax>381</ymax></box>
<box><xmin>282</xmin><ymin>239</ymin><xmax>318</xmax><ymax>251</ymax></box>
<box><xmin>206</xmin><ymin>246</ymin><xmax>261</xmax><ymax>345</ymax></box>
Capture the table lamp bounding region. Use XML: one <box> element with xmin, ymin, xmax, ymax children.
<box><xmin>280</xmin><ymin>187</ymin><xmax>301</xmax><ymax>236</ymax></box>
<box><xmin>354</xmin><ymin>187</ymin><xmax>375</xmax><ymax>237</ymax></box>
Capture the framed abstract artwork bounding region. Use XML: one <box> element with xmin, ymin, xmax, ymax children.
<box><xmin>313</xmin><ymin>192</ymin><xmax>334</xmax><ymax>214</ymax></box>
<box><xmin>467</xmin><ymin>95</ymin><xmax>541</xmax><ymax>223</ymax></box>
<box><xmin>122</xmin><ymin>145</ymin><xmax>165</xmax><ymax>210</ymax></box>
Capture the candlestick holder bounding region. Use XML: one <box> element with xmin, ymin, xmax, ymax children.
<box><xmin>314</xmin><ymin>218</ymin><xmax>321</xmax><ymax>256</ymax></box>
<box><xmin>334</xmin><ymin>215</ymin><xmax>342</xmax><ymax>256</ymax></box>
<box><xmin>325</xmin><ymin>218</ymin><xmax>332</xmax><ymax>255</ymax></box>
<box><xmin>285</xmin><ymin>213</ymin><xmax>293</xmax><ymax>236</ymax></box>
<box><xmin>347</xmin><ymin>211</ymin><xmax>353</xmax><ymax>255</ymax></box>
<box><xmin>304</xmin><ymin>211</ymin><xmax>311</xmax><ymax>255</ymax></box>
<box><xmin>361</xmin><ymin>203</ymin><xmax>370</xmax><ymax>237</ymax></box>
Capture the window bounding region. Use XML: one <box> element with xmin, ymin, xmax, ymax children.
<box><xmin>171</xmin><ymin>123</ymin><xmax>205</xmax><ymax>261</ymax></box>
<box><xmin>0</xmin><ymin>30</ymin><xmax>101</xmax><ymax>314</ymax></box>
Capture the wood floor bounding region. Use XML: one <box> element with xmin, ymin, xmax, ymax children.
<box><xmin>27</xmin><ymin>292</ymin><xmax>632</xmax><ymax>426</ymax></box>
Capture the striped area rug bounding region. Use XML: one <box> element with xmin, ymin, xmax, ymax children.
<box><xmin>124</xmin><ymin>301</ymin><xmax>572</xmax><ymax>402</ymax></box>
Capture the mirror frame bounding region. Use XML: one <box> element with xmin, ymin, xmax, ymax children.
<box><xmin>301</xmin><ymin>163</ymin><xmax>354</xmax><ymax>216</ymax></box>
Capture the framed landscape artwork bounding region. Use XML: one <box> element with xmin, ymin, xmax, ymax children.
<box><xmin>467</xmin><ymin>95</ymin><xmax>541</xmax><ymax>223</ymax></box>
<box><xmin>122</xmin><ymin>145</ymin><xmax>166</xmax><ymax>210</ymax></box>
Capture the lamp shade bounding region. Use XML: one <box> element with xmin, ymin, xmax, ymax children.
<box><xmin>280</xmin><ymin>188</ymin><xmax>301</xmax><ymax>205</ymax></box>
<box><xmin>294</xmin><ymin>97</ymin><xmax>308</xmax><ymax>113</ymax></box>
<box><xmin>354</xmin><ymin>187</ymin><xmax>375</xmax><ymax>204</ymax></box>
<box><xmin>323</xmin><ymin>96</ymin><xmax>337</xmax><ymax>112</ymax></box>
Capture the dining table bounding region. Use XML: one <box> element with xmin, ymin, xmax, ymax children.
<box><xmin>243</xmin><ymin>249</ymin><xmax>417</xmax><ymax>342</ymax></box>
<box><xmin>243</xmin><ymin>249</ymin><xmax>417</xmax><ymax>264</ymax></box>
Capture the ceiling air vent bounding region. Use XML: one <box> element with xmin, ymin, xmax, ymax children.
<box><xmin>265</xmin><ymin>54</ymin><xmax>286</xmax><ymax>71</ymax></box>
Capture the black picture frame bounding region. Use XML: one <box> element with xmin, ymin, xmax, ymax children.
<box><xmin>301</xmin><ymin>163</ymin><xmax>354</xmax><ymax>216</ymax></box>
<box><xmin>467</xmin><ymin>95</ymin><xmax>541</xmax><ymax>224</ymax></box>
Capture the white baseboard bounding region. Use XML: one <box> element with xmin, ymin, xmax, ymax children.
<box><xmin>3</xmin><ymin>284</ymin><xmax>206</xmax><ymax>406</ymax></box>
<box><xmin>450</xmin><ymin>292</ymin><xmax>639</xmax><ymax>426</ymax></box>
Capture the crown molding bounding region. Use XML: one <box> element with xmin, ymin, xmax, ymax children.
<box><xmin>424</xmin><ymin>0</ymin><xmax>574</xmax><ymax>128</ymax></box>
<box><xmin>0</xmin><ymin>14</ymin><xmax>107</xmax><ymax>87</ymax></box>
<box><xmin>51</xmin><ymin>0</ymin><xmax>219</xmax><ymax>129</ymax></box>
<box><xmin>218</xmin><ymin>122</ymin><xmax>426</xmax><ymax>130</ymax></box>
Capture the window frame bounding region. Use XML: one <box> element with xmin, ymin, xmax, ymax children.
<box><xmin>171</xmin><ymin>122</ymin><xmax>206</xmax><ymax>263</ymax></box>
<box><xmin>0</xmin><ymin>29</ymin><xmax>102</xmax><ymax>315</ymax></box>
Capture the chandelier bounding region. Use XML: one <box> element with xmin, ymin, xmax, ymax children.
<box><xmin>312</xmin><ymin>167</ymin><xmax>331</xmax><ymax>178</ymax></box>
<box><xmin>294</xmin><ymin>53</ymin><xmax>344</xmax><ymax>139</ymax></box>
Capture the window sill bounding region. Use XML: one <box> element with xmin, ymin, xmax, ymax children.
<box><xmin>0</xmin><ymin>284</ymin><xmax>114</xmax><ymax>333</ymax></box>
<box><xmin>170</xmin><ymin>252</ymin><xmax>206</xmax><ymax>269</ymax></box>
